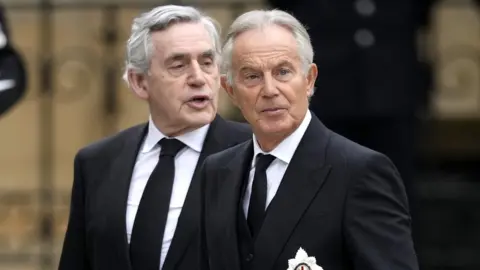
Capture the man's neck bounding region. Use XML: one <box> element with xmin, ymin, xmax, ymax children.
<box><xmin>254</xmin><ymin>111</ymin><xmax>310</xmax><ymax>152</ymax></box>
<box><xmin>255</xmin><ymin>128</ymin><xmax>296</xmax><ymax>152</ymax></box>
<box><xmin>151</xmin><ymin>118</ymin><xmax>201</xmax><ymax>138</ymax></box>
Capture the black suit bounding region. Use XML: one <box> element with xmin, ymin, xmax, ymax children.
<box><xmin>59</xmin><ymin>115</ymin><xmax>251</xmax><ymax>270</ymax></box>
<box><xmin>199</xmin><ymin>113</ymin><xmax>418</xmax><ymax>270</ymax></box>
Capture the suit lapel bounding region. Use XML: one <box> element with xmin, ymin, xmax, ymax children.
<box><xmin>103</xmin><ymin>124</ymin><xmax>147</xmax><ymax>269</ymax></box>
<box><xmin>163</xmin><ymin>116</ymin><xmax>246</xmax><ymax>269</ymax></box>
<box><xmin>216</xmin><ymin>141</ymin><xmax>254</xmax><ymax>270</ymax></box>
<box><xmin>253</xmin><ymin>115</ymin><xmax>333</xmax><ymax>270</ymax></box>
<box><xmin>236</xmin><ymin>164</ymin><xmax>254</xmax><ymax>248</ymax></box>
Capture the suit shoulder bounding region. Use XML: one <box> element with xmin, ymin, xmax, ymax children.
<box><xmin>326</xmin><ymin>130</ymin><xmax>391</xmax><ymax>169</ymax></box>
<box><xmin>224</xmin><ymin>120</ymin><xmax>251</xmax><ymax>137</ymax></box>
<box><xmin>76</xmin><ymin>123</ymin><xmax>146</xmax><ymax>161</ymax></box>
<box><xmin>205</xmin><ymin>140</ymin><xmax>248</xmax><ymax>167</ymax></box>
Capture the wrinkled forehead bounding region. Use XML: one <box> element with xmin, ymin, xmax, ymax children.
<box><xmin>151</xmin><ymin>22</ymin><xmax>215</xmax><ymax>59</ymax></box>
<box><xmin>233</xmin><ymin>46</ymin><xmax>301</xmax><ymax>71</ymax></box>
<box><xmin>231</xmin><ymin>26</ymin><xmax>301</xmax><ymax>70</ymax></box>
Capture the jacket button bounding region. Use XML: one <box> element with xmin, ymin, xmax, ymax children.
<box><xmin>354</xmin><ymin>0</ymin><xmax>376</xmax><ymax>17</ymax></box>
<box><xmin>354</xmin><ymin>28</ymin><xmax>375</xmax><ymax>48</ymax></box>
<box><xmin>246</xmin><ymin>253</ymin><xmax>254</xmax><ymax>262</ymax></box>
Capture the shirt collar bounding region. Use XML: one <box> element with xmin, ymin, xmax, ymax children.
<box><xmin>141</xmin><ymin>115</ymin><xmax>210</xmax><ymax>153</ymax></box>
<box><xmin>252</xmin><ymin>110</ymin><xmax>312</xmax><ymax>165</ymax></box>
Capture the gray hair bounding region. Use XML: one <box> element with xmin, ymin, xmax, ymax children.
<box><xmin>222</xmin><ymin>10</ymin><xmax>314</xmax><ymax>88</ymax></box>
<box><xmin>122</xmin><ymin>5</ymin><xmax>222</xmax><ymax>86</ymax></box>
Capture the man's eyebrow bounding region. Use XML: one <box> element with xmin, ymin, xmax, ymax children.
<box><xmin>165</xmin><ymin>53</ymin><xmax>188</xmax><ymax>63</ymax></box>
<box><xmin>200</xmin><ymin>50</ymin><xmax>215</xmax><ymax>58</ymax></box>
<box><xmin>165</xmin><ymin>50</ymin><xmax>215</xmax><ymax>63</ymax></box>
<box><xmin>239</xmin><ymin>66</ymin><xmax>257</xmax><ymax>72</ymax></box>
<box><xmin>238</xmin><ymin>60</ymin><xmax>294</xmax><ymax>72</ymax></box>
<box><xmin>276</xmin><ymin>60</ymin><xmax>294</xmax><ymax>67</ymax></box>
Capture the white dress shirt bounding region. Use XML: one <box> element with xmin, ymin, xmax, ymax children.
<box><xmin>243</xmin><ymin>110</ymin><xmax>312</xmax><ymax>217</ymax></box>
<box><xmin>126</xmin><ymin>116</ymin><xmax>209</xmax><ymax>269</ymax></box>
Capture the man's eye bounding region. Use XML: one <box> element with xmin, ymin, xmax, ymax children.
<box><xmin>278</xmin><ymin>69</ymin><xmax>290</xmax><ymax>75</ymax></box>
<box><xmin>203</xmin><ymin>61</ymin><xmax>213</xmax><ymax>66</ymax></box>
<box><xmin>172</xmin><ymin>64</ymin><xmax>184</xmax><ymax>69</ymax></box>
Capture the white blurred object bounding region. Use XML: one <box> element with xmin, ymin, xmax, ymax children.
<box><xmin>0</xmin><ymin>79</ymin><xmax>15</xmax><ymax>93</ymax></box>
<box><xmin>0</xmin><ymin>24</ymin><xmax>6</xmax><ymax>49</ymax></box>
<box><xmin>287</xmin><ymin>248</ymin><xmax>324</xmax><ymax>270</ymax></box>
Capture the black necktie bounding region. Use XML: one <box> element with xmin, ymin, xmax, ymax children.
<box><xmin>130</xmin><ymin>138</ymin><xmax>185</xmax><ymax>270</ymax></box>
<box><xmin>247</xmin><ymin>154</ymin><xmax>275</xmax><ymax>238</ymax></box>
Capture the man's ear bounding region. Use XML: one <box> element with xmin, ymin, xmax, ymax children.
<box><xmin>221</xmin><ymin>74</ymin><xmax>238</xmax><ymax>107</ymax></box>
<box><xmin>306</xmin><ymin>63</ymin><xmax>318</xmax><ymax>97</ymax></box>
<box><xmin>128</xmin><ymin>70</ymin><xmax>149</xmax><ymax>100</ymax></box>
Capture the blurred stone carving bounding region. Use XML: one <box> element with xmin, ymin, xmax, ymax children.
<box><xmin>431</xmin><ymin>1</ymin><xmax>480</xmax><ymax>119</ymax></box>
<box><xmin>0</xmin><ymin>193</ymin><xmax>37</xmax><ymax>253</ymax></box>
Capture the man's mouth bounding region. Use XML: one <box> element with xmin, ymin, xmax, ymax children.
<box><xmin>261</xmin><ymin>107</ymin><xmax>287</xmax><ymax>116</ymax></box>
<box><xmin>186</xmin><ymin>95</ymin><xmax>211</xmax><ymax>109</ymax></box>
<box><xmin>262</xmin><ymin>107</ymin><xmax>285</xmax><ymax>112</ymax></box>
<box><xmin>189</xmin><ymin>96</ymin><xmax>209</xmax><ymax>102</ymax></box>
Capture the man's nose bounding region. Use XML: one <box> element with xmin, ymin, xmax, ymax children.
<box><xmin>262</xmin><ymin>74</ymin><xmax>279</xmax><ymax>97</ymax></box>
<box><xmin>187</xmin><ymin>62</ymin><xmax>206</xmax><ymax>88</ymax></box>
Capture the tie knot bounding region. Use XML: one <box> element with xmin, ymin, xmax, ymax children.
<box><xmin>256</xmin><ymin>154</ymin><xmax>275</xmax><ymax>171</ymax></box>
<box><xmin>159</xmin><ymin>138</ymin><xmax>185</xmax><ymax>157</ymax></box>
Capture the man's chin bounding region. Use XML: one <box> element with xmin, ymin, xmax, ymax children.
<box><xmin>185</xmin><ymin>110</ymin><xmax>216</xmax><ymax>126</ymax></box>
<box><xmin>256</xmin><ymin>119</ymin><xmax>293</xmax><ymax>136</ymax></box>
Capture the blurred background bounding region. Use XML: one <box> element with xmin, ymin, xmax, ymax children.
<box><xmin>0</xmin><ymin>0</ymin><xmax>478</xmax><ymax>269</ymax></box>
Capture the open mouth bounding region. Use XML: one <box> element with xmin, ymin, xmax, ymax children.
<box><xmin>187</xmin><ymin>95</ymin><xmax>210</xmax><ymax>109</ymax></box>
<box><xmin>190</xmin><ymin>96</ymin><xmax>209</xmax><ymax>102</ymax></box>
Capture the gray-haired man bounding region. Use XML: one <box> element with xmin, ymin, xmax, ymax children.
<box><xmin>199</xmin><ymin>9</ymin><xmax>418</xmax><ymax>270</ymax></box>
<box><xmin>58</xmin><ymin>5</ymin><xmax>250</xmax><ymax>270</ymax></box>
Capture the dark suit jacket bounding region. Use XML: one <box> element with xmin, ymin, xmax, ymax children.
<box><xmin>199</xmin><ymin>113</ymin><xmax>418</xmax><ymax>270</ymax></box>
<box><xmin>58</xmin><ymin>115</ymin><xmax>251</xmax><ymax>270</ymax></box>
